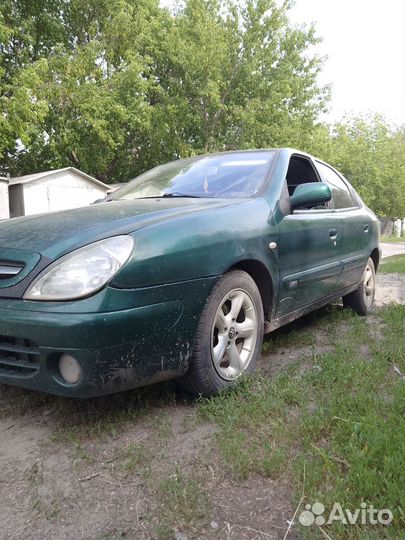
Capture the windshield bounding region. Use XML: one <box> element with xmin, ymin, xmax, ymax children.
<box><xmin>112</xmin><ymin>151</ymin><xmax>276</xmax><ymax>200</ymax></box>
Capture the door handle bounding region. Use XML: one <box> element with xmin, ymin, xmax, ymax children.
<box><xmin>329</xmin><ymin>228</ymin><xmax>338</xmax><ymax>239</ymax></box>
<box><xmin>363</xmin><ymin>224</ymin><xmax>370</xmax><ymax>233</ymax></box>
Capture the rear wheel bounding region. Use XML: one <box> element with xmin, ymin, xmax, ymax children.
<box><xmin>342</xmin><ymin>257</ymin><xmax>376</xmax><ymax>315</ymax></box>
<box><xmin>178</xmin><ymin>270</ymin><xmax>264</xmax><ymax>396</ymax></box>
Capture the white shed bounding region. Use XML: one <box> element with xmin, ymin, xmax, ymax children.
<box><xmin>0</xmin><ymin>177</ymin><xmax>10</xmax><ymax>219</ymax></box>
<box><xmin>8</xmin><ymin>167</ymin><xmax>109</xmax><ymax>218</ymax></box>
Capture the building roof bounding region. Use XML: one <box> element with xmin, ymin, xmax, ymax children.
<box><xmin>9</xmin><ymin>167</ymin><xmax>109</xmax><ymax>190</ymax></box>
<box><xmin>106</xmin><ymin>183</ymin><xmax>127</xmax><ymax>193</ymax></box>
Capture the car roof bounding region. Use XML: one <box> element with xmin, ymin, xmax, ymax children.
<box><xmin>172</xmin><ymin>147</ymin><xmax>314</xmax><ymax>160</ymax></box>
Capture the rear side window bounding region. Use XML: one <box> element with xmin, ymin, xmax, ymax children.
<box><xmin>316</xmin><ymin>162</ymin><xmax>355</xmax><ymax>209</ymax></box>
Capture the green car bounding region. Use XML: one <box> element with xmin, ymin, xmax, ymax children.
<box><xmin>0</xmin><ymin>149</ymin><xmax>380</xmax><ymax>398</ymax></box>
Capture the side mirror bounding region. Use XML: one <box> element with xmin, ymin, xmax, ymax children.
<box><xmin>289</xmin><ymin>182</ymin><xmax>331</xmax><ymax>211</ymax></box>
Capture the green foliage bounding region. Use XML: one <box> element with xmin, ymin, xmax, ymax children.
<box><xmin>0</xmin><ymin>0</ymin><xmax>326</xmax><ymax>181</ymax></box>
<box><xmin>379</xmin><ymin>254</ymin><xmax>405</xmax><ymax>274</ymax></box>
<box><xmin>332</xmin><ymin>116</ymin><xmax>405</xmax><ymax>218</ymax></box>
<box><xmin>381</xmin><ymin>234</ymin><xmax>405</xmax><ymax>243</ymax></box>
<box><xmin>303</xmin><ymin>114</ymin><xmax>405</xmax><ymax>218</ymax></box>
<box><xmin>1</xmin><ymin>0</ymin><xmax>403</xmax><ymax>217</ymax></box>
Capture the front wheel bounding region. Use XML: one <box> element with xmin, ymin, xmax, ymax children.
<box><xmin>342</xmin><ymin>257</ymin><xmax>376</xmax><ymax>315</ymax></box>
<box><xmin>178</xmin><ymin>270</ymin><xmax>264</xmax><ymax>396</ymax></box>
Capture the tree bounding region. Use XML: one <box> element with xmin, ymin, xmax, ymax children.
<box><xmin>144</xmin><ymin>0</ymin><xmax>328</xmax><ymax>159</ymax></box>
<box><xmin>4</xmin><ymin>1</ymin><xmax>402</xmax><ymax>219</ymax></box>
<box><xmin>1</xmin><ymin>0</ymin><xmax>168</xmax><ymax>180</ymax></box>
<box><xmin>0</xmin><ymin>2</ymin><xmax>54</xmax><ymax>162</ymax></box>
<box><xmin>0</xmin><ymin>0</ymin><xmax>327</xmax><ymax>181</ymax></box>
<box><xmin>304</xmin><ymin>115</ymin><xmax>405</xmax><ymax>218</ymax></box>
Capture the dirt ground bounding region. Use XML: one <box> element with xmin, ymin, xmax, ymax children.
<box><xmin>375</xmin><ymin>273</ymin><xmax>405</xmax><ymax>306</ymax></box>
<box><xmin>0</xmin><ymin>272</ymin><xmax>404</xmax><ymax>540</ymax></box>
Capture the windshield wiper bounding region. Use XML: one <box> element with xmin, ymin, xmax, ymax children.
<box><xmin>162</xmin><ymin>192</ymin><xmax>200</xmax><ymax>198</ymax></box>
<box><xmin>113</xmin><ymin>193</ymin><xmax>201</xmax><ymax>201</ymax></box>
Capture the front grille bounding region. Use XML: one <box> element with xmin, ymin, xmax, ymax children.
<box><xmin>0</xmin><ymin>335</ymin><xmax>40</xmax><ymax>376</ymax></box>
<box><xmin>0</xmin><ymin>262</ymin><xmax>24</xmax><ymax>279</ymax></box>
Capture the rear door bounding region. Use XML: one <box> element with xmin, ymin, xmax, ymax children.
<box><xmin>275</xmin><ymin>154</ymin><xmax>341</xmax><ymax>317</ymax></box>
<box><xmin>315</xmin><ymin>161</ymin><xmax>369</xmax><ymax>292</ymax></box>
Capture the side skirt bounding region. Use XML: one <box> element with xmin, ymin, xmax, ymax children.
<box><xmin>264</xmin><ymin>282</ymin><xmax>360</xmax><ymax>334</ymax></box>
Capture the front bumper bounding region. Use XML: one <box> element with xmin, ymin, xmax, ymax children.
<box><xmin>0</xmin><ymin>277</ymin><xmax>217</xmax><ymax>397</ymax></box>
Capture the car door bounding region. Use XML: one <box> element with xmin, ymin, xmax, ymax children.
<box><xmin>315</xmin><ymin>161</ymin><xmax>369</xmax><ymax>292</ymax></box>
<box><xmin>274</xmin><ymin>154</ymin><xmax>341</xmax><ymax>318</ymax></box>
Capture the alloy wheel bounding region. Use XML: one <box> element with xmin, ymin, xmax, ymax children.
<box><xmin>211</xmin><ymin>288</ymin><xmax>258</xmax><ymax>381</ymax></box>
<box><xmin>363</xmin><ymin>263</ymin><xmax>375</xmax><ymax>306</ymax></box>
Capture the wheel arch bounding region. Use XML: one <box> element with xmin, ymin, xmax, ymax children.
<box><xmin>226</xmin><ymin>259</ymin><xmax>274</xmax><ymax>320</ymax></box>
<box><xmin>370</xmin><ymin>248</ymin><xmax>380</xmax><ymax>271</ymax></box>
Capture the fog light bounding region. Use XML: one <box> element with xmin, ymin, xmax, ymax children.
<box><xmin>59</xmin><ymin>354</ymin><xmax>82</xmax><ymax>384</ymax></box>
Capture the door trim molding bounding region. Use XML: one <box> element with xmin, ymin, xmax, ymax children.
<box><xmin>265</xmin><ymin>282</ymin><xmax>359</xmax><ymax>333</ymax></box>
<box><xmin>282</xmin><ymin>260</ymin><xmax>343</xmax><ymax>290</ymax></box>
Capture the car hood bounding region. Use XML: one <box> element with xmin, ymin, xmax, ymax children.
<box><xmin>0</xmin><ymin>198</ymin><xmax>242</xmax><ymax>260</ymax></box>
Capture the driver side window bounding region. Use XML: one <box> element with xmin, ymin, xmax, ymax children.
<box><xmin>286</xmin><ymin>155</ymin><xmax>328</xmax><ymax>209</ymax></box>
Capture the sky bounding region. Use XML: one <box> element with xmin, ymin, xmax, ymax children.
<box><xmin>289</xmin><ymin>0</ymin><xmax>405</xmax><ymax>125</ymax></box>
<box><xmin>160</xmin><ymin>0</ymin><xmax>405</xmax><ymax>126</ymax></box>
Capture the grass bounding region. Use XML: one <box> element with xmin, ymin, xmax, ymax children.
<box><xmin>150</xmin><ymin>412</ymin><xmax>174</xmax><ymax>438</ymax></box>
<box><xmin>381</xmin><ymin>234</ymin><xmax>405</xmax><ymax>243</ymax></box>
<box><xmin>380</xmin><ymin>254</ymin><xmax>405</xmax><ymax>274</ymax></box>
<box><xmin>32</xmin><ymin>498</ymin><xmax>64</xmax><ymax>521</ymax></box>
<box><xmin>262</xmin><ymin>321</ymin><xmax>317</xmax><ymax>353</ymax></box>
<box><xmin>154</xmin><ymin>467</ymin><xmax>211</xmax><ymax>539</ymax></box>
<box><xmin>198</xmin><ymin>304</ymin><xmax>405</xmax><ymax>539</ymax></box>
<box><xmin>24</xmin><ymin>461</ymin><xmax>44</xmax><ymax>487</ymax></box>
<box><xmin>40</xmin><ymin>381</ymin><xmax>178</xmax><ymax>444</ymax></box>
<box><xmin>117</xmin><ymin>441</ymin><xmax>149</xmax><ymax>473</ymax></box>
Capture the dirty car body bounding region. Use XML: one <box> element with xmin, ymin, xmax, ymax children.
<box><xmin>0</xmin><ymin>149</ymin><xmax>380</xmax><ymax>397</ymax></box>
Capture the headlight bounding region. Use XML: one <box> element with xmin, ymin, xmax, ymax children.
<box><xmin>24</xmin><ymin>236</ymin><xmax>134</xmax><ymax>301</ymax></box>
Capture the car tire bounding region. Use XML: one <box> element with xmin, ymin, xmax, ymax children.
<box><xmin>342</xmin><ymin>257</ymin><xmax>376</xmax><ymax>316</ymax></box>
<box><xmin>177</xmin><ymin>270</ymin><xmax>264</xmax><ymax>397</ymax></box>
